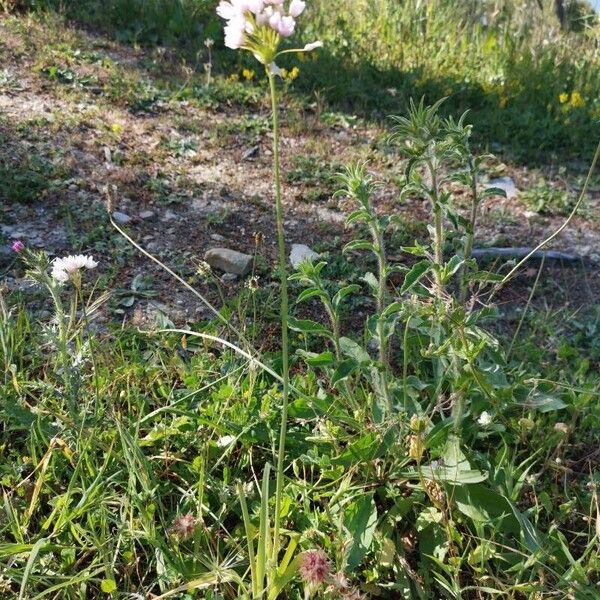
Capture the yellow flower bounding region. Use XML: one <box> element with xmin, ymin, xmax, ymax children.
<box><xmin>242</xmin><ymin>68</ymin><xmax>255</xmax><ymax>81</ymax></box>
<box><xmin>228</xmin><ymin>73</ymin><xmax>239</xmax><ymax>82</ymax></box>
<box><xmin>280</xmin><ymin>68</ymin><xmax>288</xmax><ymax>79</ymax></box>
<box><xmin>287</xmin><ymin>66</ymin><xmax>300</xmax><ymax>81</ymax></box>
<box><xmin>559</xmin><ymin>92</ymin><xmax>569</xmax><ymax>104</ymax></box>
<box><xmin>570</xmin><ymin>91</ymin><xmax>585</xmax><ymax>108</ymax></box>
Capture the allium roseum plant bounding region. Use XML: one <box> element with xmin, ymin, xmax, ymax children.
<box><xmin>216</xmin><ymin>1</ymin><xmax>322</xmax><ymax>598</ymax></box>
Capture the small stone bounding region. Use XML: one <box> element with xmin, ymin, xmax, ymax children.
<box><xmin>242</xmin><ymin>145</ymin><xmax>259</xmax><ymax>160</ymax></box>
<box><xmin>487</xmin><ymin>176</ymin><xmax>518</xmax><ymax>199</ymax></box>
<box><xmin>204</xmin><ymin>247</ymin><xmax>252</xmax><ymax>276</ymax></box>
<box><xmin>139</xmin><ymin>210</ymin><xmax>155</xmax><ymax>220</ymax></box>
<box><xmin>112</xmin><ymin>211</ymin><xmax>132</xmax><ymax>225</ymax></box>
<box><xmin>221</xmin><ymin>273</ymin><xmax>238</xmax><ymax>283</ymax></box>
<box><xmin>210</xmin><ymin>233</ymin><xmax>225</xmax><ymax>242</ymax></box>
<box><xmin>290</xmin><ymin>243</ymin><xmax>319</xmax><ymax>269</ymax></box>
<box><xmin>162</xmin><ymin>209</ymin><xmax>178</xmax><ymax>221</ymax></box>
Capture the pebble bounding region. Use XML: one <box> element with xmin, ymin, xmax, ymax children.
<box><xmin>487</xmin><ymin>176</ymin><xmax>518</xmax><ymax>199</ymax></box>
<box><xmin>112</xmin><ymin>211</ymin><xmax>132</xmax><ymax>225</ymax></box>
<box><xmin>204</xmin><ymin>247</ymin><xmax>253</xmax><ymax>276</ymax></box>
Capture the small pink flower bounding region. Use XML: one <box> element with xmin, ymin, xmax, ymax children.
<box><xmin>171</xmin><ymin>513</ymin><xmax>197</xmax><ymax>540</ymax></box>
<box><xmin>288</xmin><ymin>0</ymin><xmax>305</xmax><ymax>17</ymax></box>
<box><xmin>277</xmin><ymin>15</ymin><xmax>296</xmax><ymax>37</ymax></box>
<box><xmin>11</xmin><ymin>240</ymin><xmax>24</xmax><ymax>253</ymax></box>
<box><xmin>299</xmin><ymin>549</ymin><xmax>330</xmax><ymax>585</ymax></box>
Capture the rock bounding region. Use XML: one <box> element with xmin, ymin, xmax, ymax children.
<box><xmin>290</xmin><ymin>243</ymin><xmax>319</xmax><ymax>269</ymax></box>
<box><xmin>221</xmin><ymin>273</ymin><xmax>238</xmax><ymax>283</ymax></box>
<box><xmin>210</xmin><ymin>233</ymin><xmax>225</xmax><ymax>242</ymax></box>
<box><xmin>112</xmin><ymin>211</ymin><xmax>132</xmax><ymax>225</ymax></box>
<box><xmin>242</xmin><ymin>145</ymin><xmax>259</xmax><ymax>160</ymax></box>
<box><xmin>139</xmin><ymin>210</ymin><xmax>156</xmax><ymax>220</ymax></box>
<box><xmin>204</xmin><ymin>247</ymin><xmax>252</xmax><ymax>276</ymax></box>
<box><xmin>162</xmin><ymin>209</ymin><xmax>178</xmax><ymax>221</ymax></box>
<box><xmin>487</xmin><ymin>176</ymin><xmax>518</xmax><ymax>199</ymax></box>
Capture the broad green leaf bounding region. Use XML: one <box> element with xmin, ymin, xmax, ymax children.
<box><xmin>296</xmin><ymin>349</ymin><xmax>335</xmax><ymax>367</ymax></box>
<box><xmin>339</xmin><ymin>337</ymin><xmax>371</xmax><ymax>363</ymax></box>
<box><xmin>345</xmin><ymin>493</ymin><xmax>378</xmax><ymax>568</ymax></box>
<box><xmin>522</xmin><ymin>390</ymin><xmax>567</xmax><ymax>413</ymax></box>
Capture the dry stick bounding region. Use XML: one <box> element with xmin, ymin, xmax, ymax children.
<box><xmin>488</xmin><ymin>139</ymin><xmax>600</xmax><ymax>302</ymax></box>
<box><xmin>110</xmin><ymin>218</ymin><xmax>248</xmax><ymax>344</ymax></box>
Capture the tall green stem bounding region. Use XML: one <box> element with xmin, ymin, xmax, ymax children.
<box><xmin>268</xmin><ymin>71</ymin><xmax>290</xmax><ymax>562</ymax></box>
<box><xmin>459</xmin><ymin>155</ymin><xmax>479</xmax><ymax>305</ymax></box>
<box><xmin>373</xmin><ymin>225</ymin><xmax>393</xmax><ymax>416</ymax></box>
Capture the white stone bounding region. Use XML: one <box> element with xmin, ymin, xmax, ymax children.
<box><xmin>204</xmin><ymin>247</ymin><xmax>252</xmax><ymax>276</ymax></box>
<box><xmin>487</xmin><ymin>176</ymin><xmax>518</xmax><ymax>199</ymax></box>
<box><xmin>290</xmin><ymin>243</ymin><xmax>319</xmax><ymax>269</ymax></box>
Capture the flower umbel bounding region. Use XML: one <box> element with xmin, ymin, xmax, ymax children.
<box><xmin>216</xmin><ymin>0</ymin><xmax>321</xmax><ymax>68</ymax></box>
<box><xmin>51</xmin><ymin>255</ymin><xmax>98</xmax><ymax>283</ymax></box>
<box><xmin>299</xmin><ymin>549</ymin><xmax>330</xmax><ymax>586</ymax></box>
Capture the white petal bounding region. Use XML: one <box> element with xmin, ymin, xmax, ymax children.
<box><xmin>303</xmin><ymin>40</ymin><xmax>323</xmax><ymax>51</ymax></box>
<box><xmin>289</xmin><ymin>0</ymin><xmax>305</xmax><ymax>17</ymax></box>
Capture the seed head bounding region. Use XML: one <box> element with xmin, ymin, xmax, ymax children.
<box><xmin>299</xmin><ymin>549</ymin><xmax>330</xmax><ymax>585</ymax></box>
<box><xmin>171</xmin><ymin>512</ymin><xmax>197</xmax><ymax>540</ymax></box>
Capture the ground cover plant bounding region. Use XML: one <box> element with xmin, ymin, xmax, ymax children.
<box><xmin>2</xmin><ymin>1</ymin><xmax>600</xmax><ymax>599</ymax></box>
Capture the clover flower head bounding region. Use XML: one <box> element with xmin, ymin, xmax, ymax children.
<box><xmin>478</xmin><ymin>411</ymin><xmax>492</xmax><ymax>427</ymax></box>
<box><xmin>216</xmin><ymin>0</ymin><xmax>321</xmax><ymax>66</ymax></box>
<box><xmin>11</xmin><ymin>240</ymin><xmax>25</xmax><ymax>253</ymax></box>
<box><xmin>171</xmin><ymin>512</ymin><xmax>197</xmax><ymax>540</ymax></box>
<box><xmin>51</xmin><ymin>255</ymin><xmax>98</xmax><ymax>283</ymax></box>
<box><xmin>299</xmin><ymin>549</ymin><xmax>330</xmax><ymax>585</ymax></box>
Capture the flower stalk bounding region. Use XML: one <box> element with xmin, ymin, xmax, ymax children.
<box><xmin>268</xmin><ymin>68</ymin><xmax>290</xmax><ymax>562</ymax></box>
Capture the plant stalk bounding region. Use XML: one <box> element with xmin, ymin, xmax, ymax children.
<box><xmin>268</xmin><ymin>71</ymin><xmax>290</xmax><ymax>563</ymax></box>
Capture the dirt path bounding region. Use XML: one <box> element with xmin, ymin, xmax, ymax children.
<box><xmin>1</xmin><ymin>14</ymin><xmax>598</xmax><ymax>326</ymax></box>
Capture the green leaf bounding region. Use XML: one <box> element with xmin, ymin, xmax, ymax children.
<box><xmin>296</xmin><ymin>350</ymin><xmax>335</xmax><ymax>367</ymax></box>
<box><xmin>331</xmin><ymin>358</ymin><xmax>358</xmax><ymax>385</ymax></box>
<box><xmin>401</xmin><ymin>260</ymin><xmax>431</xmax><ymax>293</ymax></box>
<box><xmin>522</xmin><ymin>390</ymin><xmax>567</xmax><ymax>413</ymax></box>
<box><xmin>343</xmin><ymin>239</ymin><xmax>374</xmax><ymax>254</ymax></box>
<box><xmin>296</xmin><ymin>288</ymin><xmax>328</xmax><ymax>304</ymax></box>
<box><xmin>362</xmin><ymin>272</ymin><xmax>379</xmax><ymax>293</ymax></box>
<box><xmin>339</xmin><ymin>337</ymin><xmax>371</xmax><ymax>363</ymax></box>
<box><xmin>345</xmin><ymin>494</ymin><xmax>378</xmax><ymax>568</ymax></box>
<box><xmin>288</xmin><ymin>317</ymin><xmax>332</xmax><ymax>337</ymax></box>
<box><xmin>332</xmin><ymin>284</ymin><xmax>361</xmax><ymax>309</ymax></box>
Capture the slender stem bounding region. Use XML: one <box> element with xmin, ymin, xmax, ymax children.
<box><xmin>428</xmin><ymin>160</ymin><xmax>445</xmax><ymax>296</ymax></box>
<box><xmin>489</xmin><ymin>139</ymin><xmax>600</xmax><ymax>301</ymax></box>
<box><xmin>372</xmin><ymin>223</ymin><xmax>393</xmax><ymax>416</ymax></box>
<box><xmin>268</xmin><ymin>71</ymin><xmax>290</xmax><ymax>562</ymax></box>
<box><xmin>459</xmin><ymin>155</ymin><xmax>479</xmax><ymax>304</ymax></box>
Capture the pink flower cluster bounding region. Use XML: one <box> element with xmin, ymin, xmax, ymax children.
<box><xmin>217</xmin><ymin>0</ymin><xmax>307</xmax><ymax>49</ymax></box>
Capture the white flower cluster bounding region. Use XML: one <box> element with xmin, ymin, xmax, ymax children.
<box><xmin>51</xmin><ymin>255</ymin><xmax>98</xmax><ymax>283</ymax></box>
<box><xmin>217</xmin><ymin>0</ymin><xmax>307</xmax><ymax>50</ymax></box>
